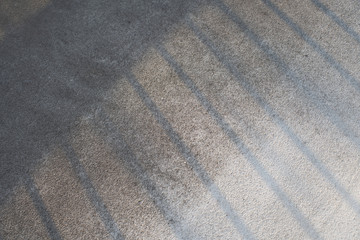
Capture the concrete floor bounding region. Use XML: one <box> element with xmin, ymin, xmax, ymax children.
<box><xmin>1</xmin><ymin>0</ymin><xmax>360</xmax><ymax>239</ymax></box>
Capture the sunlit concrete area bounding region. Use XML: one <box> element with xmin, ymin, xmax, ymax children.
<box><xmin>1</xmin><ymin>0</ymin><xmax>360</xmax><ymax>239</ymax></box>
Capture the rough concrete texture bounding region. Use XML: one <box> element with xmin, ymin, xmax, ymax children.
<box><xmin>1</xmin><ymin>0</ymin><xmax>360</xmax><ymax>239</ymax></box>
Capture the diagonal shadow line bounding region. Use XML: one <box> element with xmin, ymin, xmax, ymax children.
<box><xmin>260</xmin><ymin>0</ymin><xmax>360</xmax><ymax>94</ymax></box>
<box><xmin>186</xmin><ymin>12</ymin><xmax>360</xmax><ymax>219</ymax></box>
<box><xmin>92</xmin><ymin>107</ymin><xmax>194</xmax><ymax>240</ymax></box>
<box><xmin>124</xmin><ymin>70</ymin><xmax>257</xmax><ymax>240</ymax></box>
<box><xmin>23</xmin><ymin>174</ymin><xmax>62</xmax><ymax>240</ymax></box>
<box><xmin>156</xmin><ymin>44</ymin><xmax>321</xmax><ymax>240</ymax></box>
<box><xmin>310</xmin><ymin>0</ymin><xmax>360</xmax><ymax>45</ymax></box>
<box><xmin>62</xmin><ymin>142</ymin><xmax>124</xmax><ymax>240</ymax></box>
<box><xmin>210</xmin><ymin>0</ymin><xmax>360</xmax><ymax>152</ymax></box>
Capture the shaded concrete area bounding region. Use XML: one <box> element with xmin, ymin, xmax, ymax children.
<box><xmin>1</xmin><ymin>0</ymin><xmax>360</xmax><ymax>239</ymax></box>
<box><xmin>0</xmin><ymin>0</ymin><xmax>200</xmax><ymax>205</ymax></box>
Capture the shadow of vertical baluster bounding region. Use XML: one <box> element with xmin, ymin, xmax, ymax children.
<box><xmin>156</xmin><ymin>44</ymin><xmax>321</xmax><ymax>240</ymax></box>
<box><xmin>23</xmin><ymin>175</ymin><xmax>62</xmax><ymax>240</ymax></box>
<box><xmin>260</xmin><ymin>0</ymin><xmax>360</xmax><ymax>94</ymax></box>
<box><xmin>310</xmin><ymin>0</ymin><xmax>360</xmax><ymax>45</ymax></box>
<box><xmin>211</xmin><ymin>0</ymin><xmax>360</xmax><ymax>150</ymax></box>
<box><xmin>124</xmin><ymin>71</ymin><xmax>256</xmax><ymax>240</ymax></box>
<box><xmin>92</xmin><ymin>108</ymin><xmax>194</xmax><ymax>240</ymax></box>
<box><xmin>186</xmin><ymin>10</ymin><xmax>360</xmax><ymax>218</ymax></box>
<box><xmin>62</xmin><ymin>142</ymin><xmax>124</xmax><ymax>240</ymax></box>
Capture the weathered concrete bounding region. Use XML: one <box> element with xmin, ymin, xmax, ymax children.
<box><xmin>1</xmin><ymin>0</ymin><xmax>360</xmax><ymax>239</ymax></box>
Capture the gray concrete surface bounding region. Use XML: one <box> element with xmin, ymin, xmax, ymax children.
<box><xmin>1</xmin><ymin>0</ymin><xmax>360</xmax><ymax>239</ymax></box>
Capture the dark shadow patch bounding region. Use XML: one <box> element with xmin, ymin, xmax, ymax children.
<box><xmin>0</xmin><ymin>0</ymin><xmax>203</xmax><ymax>206</ymax></box>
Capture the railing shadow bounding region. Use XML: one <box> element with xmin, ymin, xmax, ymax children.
<box><xmin>156</xmin><ymin>44</ymin><xmax>321</xmax><ymax>239</ymax></box>
<box><xmin>310</xmin><ymin>0</ymin><xmax>360</xmax><ymax>45</ymax></box>
<box><xmin>260</xmin><ymin>0</ymin><xmax>360</xmax><ymax>94</ymax></box>
<box><xmin>199</xmin><ymin>0</ymin><xmax>360</xmax><ymax>218</ymax></box>
<box><xmin>1</xmin><ymin>0</ymin><xmax>359</xmax><ymax>238</ymax></box>
<box><xmin>0</xmin><ymin>0</ymin><xmax>209</xmax><ymax>237</ymax></box>
<box><xmin>124</xmin><ymin>71</ymin><xmax>257</xmax><ymax>240</ymax></box>
<box><xmin>0</xmin><ymin>0</ymin><xmax>202</xmax><ymax>206</ymax></box>
<box><xmin>62</xmin><ymin>141</ymin><xmax>124</xmax><ymax>240</ymax></box>
<box><xmin>91</xmin><ymin>107</ymin><xmax>195</xmax><ymax>240</ymax></box>
<box><xmin>23</xmin><ymin>174</ymin><xmax>62</xmax><ymax>240</ymax></box>
<box><xmin>209</xmin><ymin>0</ymin><xmax>360</xmax><ymax>152</ymax></box>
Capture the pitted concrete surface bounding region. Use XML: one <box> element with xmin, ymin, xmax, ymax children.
<box><xmin>1</xmin><ymin>0</ymin><xmax>360</xmax><ymax>239</ymax></box>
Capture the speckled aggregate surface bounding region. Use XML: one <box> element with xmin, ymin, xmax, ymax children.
<box><xmin>1</xmin><ymin>0</ymin><xmax>360</xmax><ymax>239</ymax></box>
